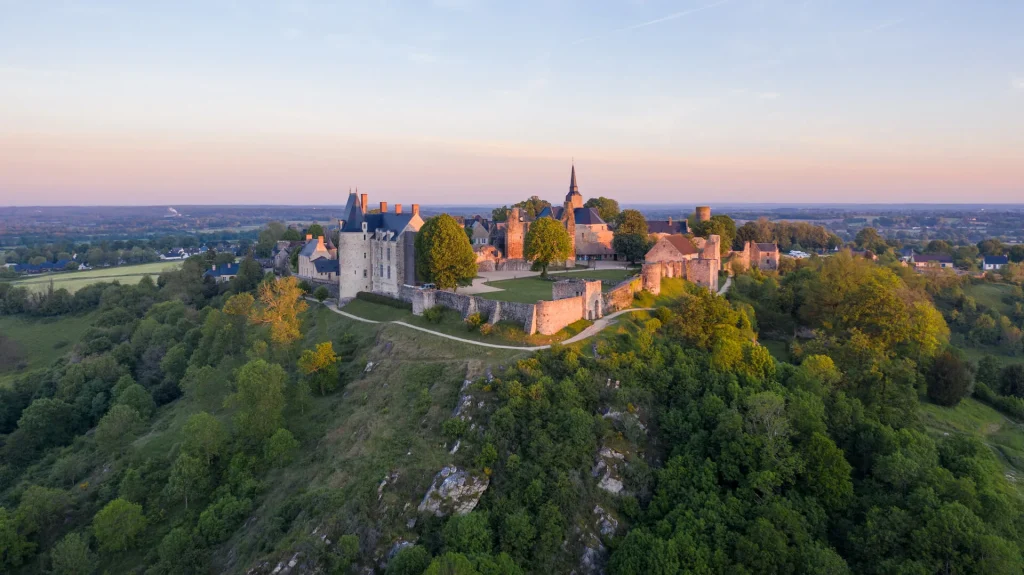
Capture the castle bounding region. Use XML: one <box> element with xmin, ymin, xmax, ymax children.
<box><xmin>336</xmin><ymin>190</ymin><xmax>424</xmax><ymax>300</ymax></box>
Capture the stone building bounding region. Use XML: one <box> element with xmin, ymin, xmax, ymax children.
<box><xmin>646</xmin><ymin>217</ymin><xmax>689</xmax><ymax>239</ymax></box>
<box><xmin>734</xmin><ymin>241</ymin><xmax>780</xmax><ymax>271</ymax></box>
<box><xmin>337</xmin><ymin>191</ymin><xmax>424</xmax><ymax>299</ymax></box>
<box><xmin>696</xmin><ymin>206</ymin><xmax>712</xmax><ymax>222</ymax></box>
<box><xmin>297</xmin><ymin>235</ymin><xmax>335</xmax><ymax>281</ymax></box>
<box><xmin>643</xmin><ymin>233</ymin><xmax>721</xmax><ymax>292</ymax></box>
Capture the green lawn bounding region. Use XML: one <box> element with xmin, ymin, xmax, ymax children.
<box><xmin>11</xmin><ymin>261</ymin><xmax>182</xmax><ymax>293</ymax></box>
<box><xmin>477</xmin><ymin>269</ymin><xmax>637</xmax><ymax>303</ymax></box>
<box><xmin>964</xmin><ymin>282</ymin><xmax>1016</xmax><ymax>315</ymax></box>
<box><xmin>920</xmin><ymin>397</ymin><xmax>1024</xmax><ymax>493</ymax></box>
<box><xmin>0</xmin><ymin>312</ymin><xmax>97</xmax><ymax>387</ymax></box>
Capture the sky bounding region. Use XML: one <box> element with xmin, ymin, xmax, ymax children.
<box><xmin>1</xmin><ymin>0</ymin><xmax>1023</xmax><ymax>206</ymax></box>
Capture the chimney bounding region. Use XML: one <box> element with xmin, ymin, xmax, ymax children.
<box><xmin>212</xmin><ymin>264</ymin><xmax>216</xmax><ymax>271</ymax></box>
<box><xmin>411</xmin><ymin>204</ymin><xmax>420</xmax><ymax>217</ymax></box>
<box><xmin>360</xmin><ymin>193</ymin><xmax>368</xmax><ymax>213</ymax></box>
<box><xmin>395</xmin><ymin>204</ymin><xmax>402</xmax><ymax>214</ymax></box>
<box><xmin>380</xmin><ymin>201</ymin><xmax>388</xmax><ymax>213</ymax></box>
<box><xmin>306</xmin><ymin>234</ymin><xmax>312</xmax><ymax>240</ymax></box>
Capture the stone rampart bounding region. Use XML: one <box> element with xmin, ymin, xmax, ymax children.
<box><xmin>308</xmin><ymin>279</ymin><xmax>339</xmax><ymax>299</ymax></box>
<box><xmin>687</xmin><ymin>258</ymin><xmax>720</xmax><ymax>291</ymax></box>
<box><xmin>641</xmin><ymin>264</ymin><xmax>661</xmax><ymax>295</ymax></box>
<box><xmin>495</xmin><ymin>259</ymin><xmax>533</xmax><ymax>272</ymax></box>
<box><xmin>602</xmin><ymin>277</ymin><xmax>642</xmax><ymax>314</ymax></box>
<box><xmin>535</xmin><ymin>296</ymin><xmax>585</xmax><ymax>335</ymax></box>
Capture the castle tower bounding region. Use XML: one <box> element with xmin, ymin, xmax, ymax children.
<box><xmin>566</xmin><ymin>163</ymin><xmax>583</xmax><ymax>209</ymax></box>
<box><xmin>696</xmin><ymin>206</ymin><xmax>711</xmax><ymax>222</ymax></box>
<box><xmin>506</xmin><ymin>207</ymin><xmax>524</xmax><ymax>259</ymax></box>
<box><xmin>563</xmin><ymin>197</ymin><xmax>576</xmax><ymax>261</ymax></box>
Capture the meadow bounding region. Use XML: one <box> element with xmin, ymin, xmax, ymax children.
<box><xmin>0</xmin><ymin>312</ymin><xmax>97</xmax><ymax>387</ymax></box>
<box><xmin>476</xmin><ymin>268</ymin><xmax>637</xmax><ymax>303</ymax></box>
<box><xmin>11</xmin><ymin>261</ymin><xmax>181</xmax><ymax>294</ymax></box>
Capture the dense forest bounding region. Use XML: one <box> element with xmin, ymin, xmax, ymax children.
<box><xmin>1</xmin><ymin>250</ymin><xmax>1023</xmax><ymax>574</ymax></box>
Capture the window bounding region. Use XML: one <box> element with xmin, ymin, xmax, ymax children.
<box><xmin>363</xmin><ymin>252</ymin><xmax>366</xmax><ymax>259</ymax></box>
<box><xmin>387</xmin><ymin>266</ymin><xmax>391</xmax><ymax>279</ymax></box>
<box><xmin>379</xmin><ymin>264</ymin><xmax>383</xmax><ymax>277</ymax></box>
<box><xmin>387</xmin><ymin>247</ymin><xmax>391</xmax><ymax>260</ymax></box>
<box><xmin>363</xmin><ymin>269</ymin><xmax>367</xmax><ymax>278</ymax></box>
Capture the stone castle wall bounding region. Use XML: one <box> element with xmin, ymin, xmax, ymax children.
<box><xmin>505</xmin><ymin>208</ymin><xmax>524</xmax><ymax>260</ymax></box>
<box><xmin>534</xmin><ymin>296</ymin><xmax>585</xmax><ymax>335</ymax></box>
<box><xmin>641</xmin><ymin>264</ymin><xmax>661</xmax><ymax>295</ymax></box>
<box><xmin>602</xmin><ymin>277</ymin><xmax>642</xmax><ymax>314</ymax></box>
<box><xmin>495</xmin><ymin>259</ymin><xmax>533</xmax><ymax>272</ymax></box>
<box><xmin>687</xmin><ymin>258</ymin><xmax>720</xmax><ymax>291</ymax></box>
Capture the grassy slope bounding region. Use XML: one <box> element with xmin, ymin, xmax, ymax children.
<box><xmin>109</xmin><ymin>305</ymin><xmax>527</xmax><ymax>573</ymax></box>
<box><xmin>0</xmin><ymin>312</ymin><xmax>96</xmax><ymax>387</ymax></box>
<box><xmin>11</xmin><ymin>261</ymin><xmax>181</xmax><ymax>294</ymax></box>
<box><xmin>964</xmin><ymin>282</ymin><xmax>1016</xmax><ymax>315</ymax></box>
<box><xmin>920</xmin><ymin>398</ymin><xmax>1024</xmax><ymax>494</ymax></box>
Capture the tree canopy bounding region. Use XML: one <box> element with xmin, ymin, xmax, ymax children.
<box><xmin>524</xmin><ymin>217</ymin><xmax>573</xmax><ymax>277</ymax></box>
<box><xmin>415</xmin><ymin>214</ymin><xmax>477</xmax><ymax>290</ymax></box>
<box><xmin>583</xmin><ymin>196</ymin><xmax>620</xmax><ymax>223</ymax></box>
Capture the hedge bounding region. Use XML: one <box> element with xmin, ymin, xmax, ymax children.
<box><xmin>973</xmin><ymin>382</ymin><xmax>1024</xmax><ymax>421</ymax></box>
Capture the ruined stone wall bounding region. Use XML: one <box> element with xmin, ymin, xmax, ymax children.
<box><xmin>408</xmin><ymin>288</ymin><xmax>541</xmax><ymax>333</ymax></box>
<box><xmin>476</xmin><ymin>260</ymin><xmax>496</xmax><ymax>273</ymax></box>
<box><xmin>308</xmin><ymin>278</ymin><xmax>339</xmax><ymax>299</ymax></box>
<box><xmin>535</xmin><ymin>296</ymin><xmax>585</xmax><ymax>335</ymax></box>
<box><xmin>733</xmin><ymin>242</ymin><xmax>752</xmax><ymax>272</ymax></box>
<box><xmin>495</xmin><ymin>259</ymin><xmax>533</xmax><ymax>272</ymax></box>
<box><xmin>410</xmin><ymin>289</ymin><xmax>435</xmax><ymax>315</ymax></box>
<box><xmin>603</xmin><ymin>277</ymin><xmax>642</xmax><ymax>314</ymax></box>
<box><xmin>687</xmin><ymin>258</ymin><xmax>720</xmax><ymax>292</ymax></box>
<box><xmin>644</xmin><ymin>239</ymin><xmax>686</xmax><ymax>263</ymax></box>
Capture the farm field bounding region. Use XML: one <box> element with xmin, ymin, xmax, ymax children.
<box><xmin>0</xmin><ymin>312</ymin><xmax>97</xmax><ymax>387</ymax></box>
<box><xmin>10</xmin><ymin>261</ymin><xmax>181</xmax><ymax>293</ymax></box>
<box><xmin>476</xmin><ymin>268</ymin><xmax>637</xmax><ymax>303</ymax></box>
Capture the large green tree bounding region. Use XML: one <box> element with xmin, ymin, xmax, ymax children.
<box><xmin>415</xmin><ymin>214</ymin><xmax>477</xmax><ymax>290</ymax></box>
<box><xmin>694</xmin><ymin>214</ymin><xmax>737</xmax><ymax>256</ymax></box>
<box><xmin>95</xmin><ymin>405</ymin><xmax>145</xmax><ymax>454</ymax></box>
<box><xmin>926</xmin><ymin>348</ymin><xmax>973</xmax><ymax>406</ymax></box>
<box><xmin>229</xmin><ymin>359</ymin><xmax>287</xmax><ymax>443</ymax></box>
<box><xmin>613</xmin><ymin>233</ymin><xmax>650</xmax><ymax>265</ymax></box>
<box><xmin>524</xmin><ymin>217</ymin><xmax>573</xmax><ymax>277</ymax></box>
<box><xmin>615</xmin><ymin>209</ymin><xmax>648</xmax><ymax>236</ymax></box>
<box><xmin>92</xmin><ymin>499</ymin><xmax>147</xmax><ymax>553</ymax></box>
<box><xmin>50</xmin><ymin>532</ymin><xmax>96</xmax><ymax>575</ymax></box>
<box><xmin>583</xmin><ymin>196</ymin><xmax>620</xmax><ymax>223</ymax></box>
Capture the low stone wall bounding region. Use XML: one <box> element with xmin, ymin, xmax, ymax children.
<box><xmin>476</xmin><ymin>260</ymin><xmax>496</xmax><ymax>273</ymax></box>
<box><xmin>309</xmin><ymin>279</ymin><xmax>339</xmax><ymax>299</ymax></box>
<box><xmin>408</xmin><ymin>288</ymin><xmax>543</xmax><ymax>334</ymax></box>
<box><xmin>496</xmin><ymin>259</ymin><xmax>533</xmax><ymax>272</ymax></box>
<box><xmin>602</xmin><ymin>277</ymin><xmax>642</xmax><ymax>314</ymax></box>
<box><xmin>535</xmin><ymin>296</ymin><xmax>585</xmax><ymax>335</ymax></box>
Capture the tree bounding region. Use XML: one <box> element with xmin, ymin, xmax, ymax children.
<box><xmin>926</xmin><ymin>349</ymin><xmax>973</xmax><ymax>406</ymax></box>
<box><xmin>491</xmin><ymin>206</ymin><xmax>510</xmax><ymax>222</ymax></box>
<box><xmin>248</xmin><ymin>276</ymin><xmax>308</xmax><ymax>346</ymax></box>
<box><xmin>182</xmin><ymin>412</ymin><xmax>226</xmax><ymax>465</ymax></box>
<box><xmin>17</xmin><ymin>398</ymin><xmax>77</xmax><ymax>450</ymax></box>
<box><xmin>15</xmin><ymin>485</ymin><xmax>71</xmax><ymax>535</ymax></box>
<box><xmin>443</xmin><ymin>511</ymin><xmax>492</xmax><ymax>554</ymax></box>
<box><xmin>167</xmin><ymin>453</ymin><xmax>210</xmax><ymax>510</ymax></box>
<box><xmin>115</xmin><ymin>383</ymin><xmax>155</xmax><ymax>419</ymax></box>
<box><xmin>513</xmin><ymin>196</ymin><xmax>551</xmax><ymax>219</ymax></box>
<box><xmin>694</xmin><ymin>215</ymin><xmax>737</xmax><ymax>256</ymax></box>
<box><xmin>613</xmin><ymin>233</ymin><xmax>649</xmax><ymax>265</ymax></box>
<box><xmin>95</xmin><ymin>405</ymin><xmax>145</xmax><ymax>454</ymax></box>
<box><xmin>92</xmin><ymin>499</ymin><xmax>147</xmax><ymax>553</ymax></box>
<box><xmin>415</xmin><ymin>214</ymin><xmax>477</xmax><ymax>290</ymax></box>
<box><xmin>1000</xmin><ymin>364</ymin><xmax>1024</xmax><ymax>398</ymax></box>
<box><xmin>387</xmin><ymin>545</ymin><xmax>432</xmax><ymax>575</ymax></box>
<box><xmin>615</xmin><ymin>209</ymin><xmax>648</xmax><ymax>236</ymax></box>
<box><xmin>584</xmin><ymin>196</ymin><xmax>620</xmax><ymax>223</ymax></box>
<box><xmin>264</xmin><ymin>428</ymin><xmax>300</xmax><ymax>466</ymax></box>
<box><xmin>229</xmin><ymin>359</ymin><xmax>287</xmax><ymax>443</ymax></box>
<box><xmin>313</xmin><ymin>286</ymin><xmax>329</xmax><ymax>303</ymax></box>
<box><xmin>50</xmin><ymin>532</ymin><xmax>97</xmax><ymax>575</ymax></box>
<box><xmin>0</xmin><ymin>507</ymin><xmax>34</xmax><ymax>569</ymax></box>
<box><xmin>306</xmin><ymin>223</ymin><xmax>324</xmax><ymax>238</ymax></box>
<box><xmin>298</xmin><ymin>342</ymin><xmax>340</xmax><ymax>396</ymax></box>
<box><xmin>424</xmin><ymin>552</ymin><xmax>478</xmax><ymax>575</ymax></box>
<box><xmin>977</xmin><ymin>238</ymin><xmax>1004</xmax><ymax>256</ymax></box>
<box><xmin>802</xmin><ymin>433</ymin><xmax>853</xmax><ymax>510</ymax></box>
<box><xmin>524</xmin><ymin>217</ymin><xmax>572</xmax><ymax>277</ymax></box>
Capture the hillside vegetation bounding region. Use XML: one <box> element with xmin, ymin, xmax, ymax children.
<box><xmin>0</xmin><ymin>252</ymin><xmax>1022</xmax><ymax>574</ymax></box>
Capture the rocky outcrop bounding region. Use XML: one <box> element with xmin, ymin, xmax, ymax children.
<box><xmin>592</xmin><ymin>447</ymin><xmax>625</xmax><ymax>495</ymax></box>
<box><xmin>593</xmin><ymin>505</ymin><xmax>618</xmax><ymax>537</ymax></box>
<box><xmin>417</xmin><ymin>466</ymin><xmax>489</xmax><ymax>516</ymax></box>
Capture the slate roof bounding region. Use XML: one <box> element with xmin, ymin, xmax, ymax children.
<box><xmin>313</xmin><ymin>259</ymin><xmax>339</xmax><ymax>274</ymax></box>
<box><xmin>647</xmin><ymin>220</ymin><xmax>689</xmax><ymax>235</ymax></box>
<box><xmin>13</xmin><ymin>259</ymin><xmax>73</xmax><ymax>273</ymax></box>
<box><xmin>536</xmin><ymin>206</ymin><xmax>607</xmax><ymax>226</ymax></box>
<box><xmin>914</xmin><ymin>253</ymin><xmax>953</xmax><ymax>263</ymax></box>
<box><xmin>299</xmin><ymin>238</ymin><xmax>322</xmax><ymax>258</ymax></box>
<box><xmin>984</xmin><ymin>255</ymin><xmax>1009</xmax><ymax>265</ymax></box>
<box><xmin>756</xmin><ymin>243</ymin><xmax>779</xmax><ymax>252</ymax></box>
<box><xmin>203</xmin><ymin>263</ymin><xmax>239</xmax><ymax>278</ymax></box>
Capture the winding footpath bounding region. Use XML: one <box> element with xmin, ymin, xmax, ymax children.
<box><xmin>325</xmin><ymin>302</ymin><xmax>655</xmax><ymax>351</ymax></box>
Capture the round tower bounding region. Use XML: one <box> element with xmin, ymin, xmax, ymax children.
<box><xmin>696</xmin><ymin>206</ymin><xmax>711</xmax><ymax>222</ymax></box>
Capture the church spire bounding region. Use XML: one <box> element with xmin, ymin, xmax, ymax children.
<box><xmin>569</xmin><ymin>162</ymin><xmax>579</xmax><ymax>194</ymax></box>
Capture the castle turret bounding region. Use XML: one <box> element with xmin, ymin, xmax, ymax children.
<box><xmin>696</xmin><ymin>206</ymin><xmax>711</xmax><ymax>222</ymax></box>
<box><xmin>505</xmin><ymin>207</ymin><xmax>524</xmax><ymax>259</ymax></box>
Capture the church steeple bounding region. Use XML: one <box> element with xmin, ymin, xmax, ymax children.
<box><xmin>565</xmin><ymin>162</ymin><xmax>583</xmax><ymax>209</ymax></box>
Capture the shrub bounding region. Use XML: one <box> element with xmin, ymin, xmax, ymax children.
<box><xmin>298</xmin><ymin>280</ymin><xmax>312</xmax><ymax>294</ymax></box>
<box><xmin>355</xmin><ymin>291</ymin><xmax>413</xmax><ymax>310</ymax></box>
<box><xmin>423</xmin><ymin>306</ymin><xmax>445</xmax><ymax>324</ymax></box>
<box><xmin>442</xmin><ymin>417</ymin><xmax>468</xmax><ymax>440</ymax></box>
<box><xmin>313</xmin><ymin>286</ymin><xmax>329</xmax><ymax>302</ymax></box>
<box><xmin>465</xmin><ymin>312</ymin><xmax>484</xmax><ymax>331</ymax></box>
<box><xmin>479</xmin><ymin>322</ymin><xmax>493</xmax><ymax>335</ymax></box>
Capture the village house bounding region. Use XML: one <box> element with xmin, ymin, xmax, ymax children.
<box><xmin>646</xmin><ymin>217</ymin><xmax>689</xmax><ymax>239</ymax></box>
<box><xmin>297</xmin><ymin>234</ymin><xmax>338</xmax><ymax>282</ymax></box>
<box><xmin>733</xmin><ymin>241</ymin><xmax>781</xmax><ymax>271</ymax></box>
<box><xmin>203</xmin><ymin>262</ymin><xmax>239</xmax><ymax>283</ymax></box>
<box><xmin>912</xmin><ymin>253</ymin><xmax>954</xmax><ymax>269</ymax></box>
<box><xmin>983</xmin><ymin>255</ymin><xmax>1008</xmax><ymax>271</ymax></box>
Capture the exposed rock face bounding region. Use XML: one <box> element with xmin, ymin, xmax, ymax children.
<box><xmin>417</xmin><ymin>466</ymin><xmax>489</xmax><ymax>516</ymax></box>
<box><xmin>593</xmin><ymin>505</ymin><xmax>618</xmax><ymax>537</ymax></box>
<box><xmin>592</xmin><ymin>447</ymin><xmax>625</xmax><ymax>495</ymax></box>
<box><xmin>571</xmin><ymin>538</ymin><xmax>608</xmax><ymax>575</ymax></box>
